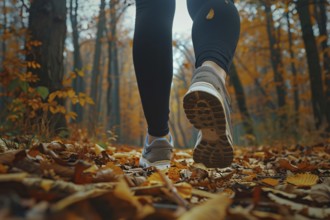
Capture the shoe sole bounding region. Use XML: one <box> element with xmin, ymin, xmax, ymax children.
<box><xmin>183</xmin><ymin>82</ymin><xmax>233</xmax><ymax>168</ymax></box>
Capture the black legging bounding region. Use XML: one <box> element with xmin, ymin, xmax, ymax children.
<box><xmin>133</xmin><ymin>0</ymin><xmax>240</xmax><ymax>137</ymax></box>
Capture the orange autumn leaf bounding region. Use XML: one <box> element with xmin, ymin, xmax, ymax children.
<box><xmin>278</xmin><ymin>158</ymin><xmax>298</xmax><ymax>172</ymax></box>
<box><xmin>145</xmin><ymin>172</ymin><xmax>164</xmax><ymax>186</ymax></box>
<box><xmin>168</xmin><ymin>167</ymin><xmax>181</xmax><ymax>182</ymax></box>
<box><xmin>243</xmin><ymin>173</ymin><xmax>257</xmax><ymax>182</ymax></box>
<box><xmin>0</xmin><ymin>164</ymin><xmax>8</xmax><ymax>174</ymax></box>
<box><xmin>261</xmin><ymin>178</ymin><xmax>279</xmax><ymax>187</ymax></box>
<box><xmin>175</xmin><ymin>182</ymin><xmax>192</xmax><ymax>199</ymax></box>
<box><xmin>105</xmin><ymin>162</ymin><xmax>124</xmax><ymax>175</ymax></box>
<box><xmin>296</xmin><ymin>161</ymin><xmax>317</xmax><ymax>172</ymax></box>
<box><xmin>286</xmin><ymin>173</ymin><xmax>319</xmax><ymax>187</ymax></box>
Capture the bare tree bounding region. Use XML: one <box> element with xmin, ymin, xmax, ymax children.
<box><xmin>285</xmin><ymin>2</ymin><xmax>300</xmax><ymax>126</ymax></box>
<box><xmin>230</xmin><ymin>63</ymin><xmax>254</xmax><ymax>136</ymax></box>
<box><xmin>314</xmin><ymin>0</ymin><xmax>330</xmax><ymax>130</ymax></box>
<box><xmin>90</xmin><ymin>0</ymin><xmax>106</xmax><ymax>122</ymax></box>
<box><xmin>69</xmin><ymin>0</ymin><xmax>84</xmax><ymax>122</ymax></box>
<box><xmin>107</xmin><ymin>0</ymin><xmax>131</xmax><ymax>140</ymax></box>
<box><xmin>296</xmin><ymin>0</ymin><xmax>326</xmax><ymax>129</ymax></box>
<box><xmin>264</xmin><ymin>0</ymin><xmax>287</xmax><ymax>127</ymax></box>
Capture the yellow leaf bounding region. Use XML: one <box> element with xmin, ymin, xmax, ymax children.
<box><xmin>67</xmin><ymin>89</ymin><xmax>75</xmax><ymax>98</ymax></box>
<box><xmin>67</xmin><ymin>111</ymin><xmax>77</xmax><ymax>120</ymax></box>
<box><xmin>48</xmin><ymin>93</ymin><xmax>57</xmax><ymax>102</ymax></box>
<box><xmin>206</xmin><ymin>8</ymin><xmax>215</xmax><ymax>20</ymax></box>
<box><xmin>79</xmin><ymin>99</ymin><xmax>86</xmax><ymax>106</ymax></box>
<box><xmin>261</xmin><ymin>178</ymin><xmax>279</xmax><ymax>187</ymax></box>
<box><xmin>147</xmin><ymin>172</ymin><xmax>164</xmax><ymax>185</ymax></box>
<box><xmin>286</xmin><ymin>173</ymin><xmax>319</xmax><ymax>187</ymax></box>
<box><xmin>41</xmin><ymin>179</ymin><xmax>53</xmax><ymax>192</ymax></box>
<box><xmin>77</xmin><ymin>70</ymin><xmax>84</xmax><ymax>77</ymax></box>
<box><xmin>49</xmin><ymin>106</ymin><xmax>57</xmax><ymax>114</ymax></box>
<box><xmin>174</xmin><ymin>182</ymin><xmax>192</xmax><ymax>199</ymax></box>
<box><xmin>86</xmin><ymin>96</ymin><xmax>94</xmax><ymax>104</ymax></box>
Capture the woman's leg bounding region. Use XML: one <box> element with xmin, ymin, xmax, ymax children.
<box><xmin>184</xmin><ymin>0</ymin><xmax>240</xmax><ymax>168</ymax></box>
<box><xmin>187</xmin><ymin>0</ymin><xmax>240</xmax><ymax>73</ymax></box>
<box><xmin>133</xmin><ymin>0</ymin><xmax>175</xmax><ymax>137</ymax></box>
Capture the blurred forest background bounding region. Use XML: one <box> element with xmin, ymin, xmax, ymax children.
<box><xmin>0</xmin><ymin>0</ymin><xmax>329</xmax><ymax>147</ymax></box>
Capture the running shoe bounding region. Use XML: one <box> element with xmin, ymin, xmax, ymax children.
<box><xmin>183</xmin><ymin>66</ymin><xmax>233</xmax><ymax>168</ymax></box>
<box><xmin>139</xmin><ymin>133</ymin><xmax>174</xmax><ymax>169</ymax></box>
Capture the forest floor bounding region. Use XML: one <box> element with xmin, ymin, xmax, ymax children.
<box><xmin>0</xmin><ymin>136</ymin><xmax>329</xmax><ymax>220</ymax></box>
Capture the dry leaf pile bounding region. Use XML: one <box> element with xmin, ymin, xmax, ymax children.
<box><xmin>0</xmin><ymin>138</ymin><xmax>329</xmax><ymax>220</ymax></box>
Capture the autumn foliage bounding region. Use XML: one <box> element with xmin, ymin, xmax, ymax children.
<box><xmin>0</xmin><ymin>136</ymin><xmax>329</xmax><ymax>219</ymax></box>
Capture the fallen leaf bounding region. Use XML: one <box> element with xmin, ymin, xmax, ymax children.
<box><xmin>174</xmin><ymin>182</ymin><xmax>192</xmax><ymax>199</ymax></box>
<box><xmin>40</xmin><ymin>179</ymin><xmax>54</xmax><ymax>192</ymax></box>
<box><xmin>251</xmin><ymin>210</ymin><xmax>282</xmax><ymax>220</ymax></box>
<box><xmin>261</xmin><ymin>178</ymin><xmax>279</xmax><ymax>187</ymax></box>
<box><xmin>277</xmin><ymin>158</ymin><xmax>298</xmax><ymax>172</ymax></box>
<box><xmin>0</xmin><ymin>164</ymin><xmax>8</xmax><ymax>173</ymax></box>
<box><xmin>179</xmin><ymin>193</ymin><xmax>231</xmax><ymax>220</ymax></box>
<box><xmin>191</xmin><ymin>188</ymin><xmax>218</xmax><ymax>199</ymax></box>
<box><xmin>262</xmin><ymin>187</ymin><xmax>297</xmax><ymax>199</ymax></box>
<box><xmin>310</xmin><ymin>178</ymin><xmax>330</xmax><ymax>203</ymax></box>
<box><xmin>206</xmin><ymin>8</ymin><xmax>215</xmax><ymax>20</ymax></box>
<box><xmin>286</xmin><ymin>173</ymin><xmax>319</xmax><ymax>187</ymax></box>
<box><xmin>168</xmin><ymin>167</ymin><xmax>181</xmax><ymax>182</ymax></box>
<box><xmin>104</xmin><ymin>162</ymin><xmax>124</xmax><ymax>175</ymax></box>
<box><xmin>268</xmin><ymin>193</ymin><xmax>330</xmax><ymax>219</ymax></box>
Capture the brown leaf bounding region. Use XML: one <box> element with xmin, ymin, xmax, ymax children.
<box><xmin>73</xmin><ymin>161</ymin><xmax>93</xmax><ymax>184</ymax></box>
<box><xmin>0</xmin><ymin>164</ymin><xmax>8</xmax><ymax>173</ymax></box>
<box><xmin>0</xmin><ymin>150</ymin><xmax>22</xmax><ymax>165</ymax></box>
<box><xmin>40</xmin><ymin>160</ymin><xmax>75</xmax><ymax>178</ymax></box>
<box><xmin>92</xmin><ymin>169</ymin><xmax>118</xmax><ymax>183</ymax></box>
<box><xmin>277</xmin><ymin>158</ymin><xmax>298</xmax><ymax>172</ymax></box>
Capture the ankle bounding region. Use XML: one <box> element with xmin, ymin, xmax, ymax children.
<box><xmin>202</xmin><ymin>61</ymin><xmax>227</xmax><ymax>84</ymax></box>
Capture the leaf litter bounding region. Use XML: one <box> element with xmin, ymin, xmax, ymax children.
<box><xmin>0</xmin><ymin>138</ymin><xmax>329</xmax><ymax>219</ymax></box>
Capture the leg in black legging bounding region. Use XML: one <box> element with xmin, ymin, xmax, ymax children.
<box><xmin>133</xmin><ymin>0</ymin><xmax>175</xmax><ymax>137</ymax></box>
<box><xmin>187</xmin><ymin>0</ymin><xmax>240</xmax><ymax>73</ymax></box>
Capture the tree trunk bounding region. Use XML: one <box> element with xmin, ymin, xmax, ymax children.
<box><xmin>0</xmin><ymin>0</ymin><xmax>8</xmax><ymax>112</ymax></box>
<box><xmin>230</xmin><ymin>63</ymin><xmax>254</xmax><ymax>136</ymax></box>
<box><xmin>69</xmin><ymin>0</ymin><xmax>84</xmax><ymax>123</ymax></box>
<box><xmin>286</xmin><ymin>7</ymin><xmax>300</xmax><ymax>126</ymax></box>
<box><xmin>26</xmin><ymin>0</ymin><xmax>67</xmax><ymax>134</ymax></box>
<box><xmin>90</xmin><ymin>0</ymin><xmax>106</xmax><ymax>120</ymax></box>
<box><xmin>296</xmin><ymin>0</ymin><xmax>325</xmax><ymax>128</ymax></box>
<box><xmin>315</xmin><ymin>0</ymin><xmax>330</xmax><ymax>130</ymax></box>
<box><xmin>264</xmin><ymin>0</ymin><xmax>286</xmax><ymax>126</ymax></box>
<box><xmin>107</xmin><ymin>0</ymin><xmax>121</xmax><ymax>140</ymax></box>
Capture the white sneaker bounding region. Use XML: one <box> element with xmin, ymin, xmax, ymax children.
<box><xmin>139</xmin><ymin>133</ymin><xmax>174</xmax><ymax>169</ymax></box>
<box><xmin>183</xmin><ymin>66</ymin><xmax>233</xmax><ymax>168</ymax></box>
